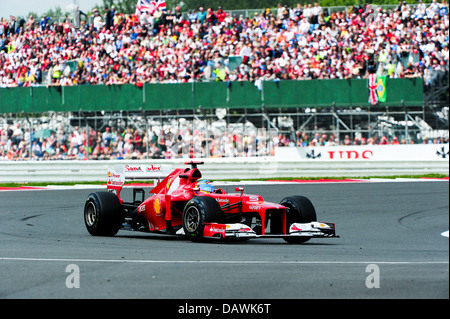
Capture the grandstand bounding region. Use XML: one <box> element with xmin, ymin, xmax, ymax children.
<box><xmin>0</xmin><ymin>2</ymin><xmax>448</xmax><ymax>160</ymax></box>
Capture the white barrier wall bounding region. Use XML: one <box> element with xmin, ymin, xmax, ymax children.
<box><xmin>0</xmin><ymin>144</ymin><xmax>448</xmax><ymax>183</ymax></box>
<box><xmin>274</xmin><ymin>144</ymin><xmax>450</xmax><ymax>161</ymax></box>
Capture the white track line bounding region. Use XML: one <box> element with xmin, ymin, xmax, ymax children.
<box><xmin>0</xmin><ymin>257</ymin><xmax>447</xmax><ymax>265</ymax></box>
<box><xmin>442</xmin><ymin>231</ymin><xmax>449</xmax><ymax>238</ymax></box>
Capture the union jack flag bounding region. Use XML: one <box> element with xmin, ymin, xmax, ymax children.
<box><xmin>368</xmin><ymin>73</ymin><xmax>378</xmax><ymax>105</ymax></box>
<box><xmin>136</xmin><ymin>0</ymin><xmax>166</xmax><ymax>15</ymax></box>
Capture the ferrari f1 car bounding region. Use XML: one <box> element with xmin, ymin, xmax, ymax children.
<box><xmin>84</xmin><ymin>162</ymin><xmax>338</xmax><ymax>243</ymax></box>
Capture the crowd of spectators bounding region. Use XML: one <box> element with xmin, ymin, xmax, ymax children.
<box><xmin>0</xmin><ymin>1</ymin><xmax>448</xmax><ymax>87</ymax></box>
<box><xmin>1</xmin><ymin>120</ymin><xmax>448</xmax><ymax>161</ymax></box>
<box><xmin>0</xmin><ymin>2</ymin><xmax>449</xmax><ymax>161</ymax></box>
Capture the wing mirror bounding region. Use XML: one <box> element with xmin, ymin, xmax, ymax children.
<box><xmin>235</xmin><ymin>187</ymin><xmax>244</xmax><ymax>195</ymax></box>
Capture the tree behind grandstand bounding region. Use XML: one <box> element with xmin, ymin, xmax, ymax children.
<box><xmin>21</xmin><ymin>0</ymin><xmax>431</xmax><ymax>18</ymax></box>
<box><xmin>99</xmin><ymin>0</ymin><xmax>425</xmax><ymax>13</ymax></box>
<box><xmin>100</xmin><ymin>0</ymin><xmax>139</xmax><ymax>13</ymax></box>
<box><xmin>175</xmin><ymin>0</ymin><xmax>429</xmax><ymax>11</ymax></box>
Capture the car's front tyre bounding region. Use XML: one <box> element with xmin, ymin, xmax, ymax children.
<box><xmin>280</xmin><ymin>195</ymin><xmax>317</xmax><ymax>244</ymax></box>
<box><xmin>182</xmin><ymin>196</ymin><xmax>223</xmax><ymax>241</ymax></box>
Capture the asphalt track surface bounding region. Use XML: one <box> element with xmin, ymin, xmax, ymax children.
<box><xmin>0</xmin><ymin>180</ymin><xmax>448</xmax><ymax>301</ymax></box>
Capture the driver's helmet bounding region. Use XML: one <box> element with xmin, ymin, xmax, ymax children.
<box><xmin>196</xmin><ymin>179</ymin><xmax>214</xmax><ymax>193</ymax></box>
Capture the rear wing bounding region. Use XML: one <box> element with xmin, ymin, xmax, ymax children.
<box><xmin>106</xmin><ymin>164</ymin><xmax>172</xmax><ymax>200</ymax></box>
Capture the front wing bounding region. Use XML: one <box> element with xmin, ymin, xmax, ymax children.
<box><xmin>176</xmin><ymin>222</ymin><xmax>338</xmax><ymax>239</ymax></box>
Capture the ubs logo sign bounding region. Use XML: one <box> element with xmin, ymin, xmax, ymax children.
<box><xmin>436</xmin><ymin>146</ymin><xmax>449</xmax><ymax>159</ymax></box>
<box><xmin>306</xmin><ymin>150</ymin><xmax>321</xmax><ymax>159</ymax></box>
<box><xmin>305</xmin><ymin>149</ymin><xmax>373</xmax><ymax>159</ymax></box>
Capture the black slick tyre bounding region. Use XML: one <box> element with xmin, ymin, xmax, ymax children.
<box><xmin>280</xmin><ymin>195</ymin><xmax>317</xmax><ymax>244</ymax></box>
<box><xmin>182</xmin><ymin>196</ymin><xmax>223</xmax><ymax>241</ymax></box>
<box><xmin>84</xmin><ymin>192</ymin><xmax>123</xmax><ymax>236</ymax></box>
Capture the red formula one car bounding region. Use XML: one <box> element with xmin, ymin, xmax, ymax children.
<box><xmin>84</xmin><ymin>162</ymin><xmax>338</xmax><ymax>243</ymax></box>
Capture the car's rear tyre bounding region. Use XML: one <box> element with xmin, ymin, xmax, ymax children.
<box><xmin>183</xmin><ymin>197</ymin><xmax>223</xmax><ymax>241</ymax></box>
<box><xmin>280</xmin><ymin>196</ymin><xmax>317</xmax><ymax>244</ymax></box>
<box><xmin>84</xmin><ymin>192</ymin><xmax>123</xmax><ymax>236</ymax></box>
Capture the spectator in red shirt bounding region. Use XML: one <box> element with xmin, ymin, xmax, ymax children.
<box><xmin>216</xmin><ymin>6</ymin><xmax>226</xmax><ymax>23</ymax></box>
